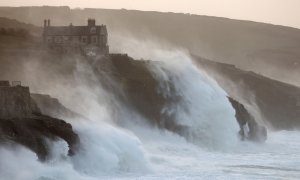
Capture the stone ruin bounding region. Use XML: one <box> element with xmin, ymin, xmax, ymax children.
<box><xmin>0</xmin><ymin>80</ymin><xmax>32</xmax><ymax>119</ymax></box>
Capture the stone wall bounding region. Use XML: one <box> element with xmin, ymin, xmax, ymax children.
<box><xmin>0</xmin><ymin>86</ymin><xmax>32</xmax><ymax>119</ymax></box>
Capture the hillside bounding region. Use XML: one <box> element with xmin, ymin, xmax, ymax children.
<box><xmin>0</xmin><ymin>17</ymin><xmax>40</xmax><ymax>33</ymax></box>
<box><xmin>0</xmin><ymin>6</ymin><xmax>300</xmax><ymax>86</ymax></box>
<box><xmin>193</xmin><ymin>55</ymin><xmax>300</xmax><ymax>130</ymax></box>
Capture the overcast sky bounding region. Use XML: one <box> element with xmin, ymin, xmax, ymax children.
<box><xmin>1</xmin><ymin>0</ymin><xmax>300</xmax><ymax>29</ymax></box>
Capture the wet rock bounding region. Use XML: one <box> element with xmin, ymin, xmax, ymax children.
<box><xmin>194</xmin><ymin>55</ymin><xmax>300</xmax><ymax>130</ymax></box>
<box><xmin>228</xmin><ymin>97</ymin><xmax>267</xmax><ymax>142</ymax></box>
<box><xmin>0</xmin><ymin>82</ymin><xmax>79</xmax><ymax>161</ymax></box>
<box><xmin>0</xmin><ymin>115</ymin><xmax>79</xmax><ymax>161</ymax></box>
<box><xmin>93</xmin><ymin>54</ymin><xmax>189</xmax><ymax>136</ymax></box>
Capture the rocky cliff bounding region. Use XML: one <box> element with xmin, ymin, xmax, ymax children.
<box><xmin>0</xmin><ymin>83</ymin><xmax>79</xmax><ymax>161</ymax></box>
<box><xmin>0</xmin><ymin>115</ymin><xmax>78</xmax><ymax>161</ymax></box>
<box><xmin>92</xmin><ymin>55</ymin><xmax>242</xmax><ymax>139</ymax></box>
<box><xmin>194</xmin><ymin>55</ymin><xmax>300</xmax><ymax>130</ymax></box>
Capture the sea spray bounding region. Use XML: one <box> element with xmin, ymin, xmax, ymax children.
<box><xmin>0</xmin><ymin>37</ymin><xmax>242</xmax><ymax>179</ymax></box>
<box><xmin>110</xmin><ymin>36</ymin><xmax>239</xmax><ymax>149</ymax></box>
<box><xmin>71</xmin><ymin>121</ymin><xmax>150</xmax><ymax>175</ymax></box>
<box><xmin>146</xmin><ymin>51</ymin><xmax>239</xmax><ymax>149</ymax></box>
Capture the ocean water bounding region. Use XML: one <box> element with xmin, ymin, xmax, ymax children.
<box><xmin>0</xmin><ymin>125</ymin><xmax>299</xmax><ymax>180</ymax></box>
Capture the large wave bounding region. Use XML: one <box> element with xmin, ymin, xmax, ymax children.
<box><xmin>0</xmin><ymin>39</ymin><xmax>241</xmax><ymax>180</ymax></box>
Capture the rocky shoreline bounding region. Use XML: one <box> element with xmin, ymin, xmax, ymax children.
<box><xmin>0</xmin><ymin>52</ymin><xmax>271</xmax><ymax>162</ymax></box>
<box><xmin>0</xmin><ymin>115</ymin><xmax>79</xmax><ymax>161</ymax></box>
<box><xmin>0</xmin><ymin>82</ymin><xmax>79</xmax><ymax>161</ymax></box>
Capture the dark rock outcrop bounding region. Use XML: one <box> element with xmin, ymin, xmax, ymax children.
<box><xmin>92</xmin><ymin>54</ymin><xmax>190</xmax><ymax>136</ymax></box>
<box><xmin>228</xmin><ymin>97</ymin><xmax>267</xmax><ymax>142</ymax></box>
<box><xmin>95</xmin><ymin>55</ymin><xmax>269</xmax><ymax>142</ymax></box>
<box><xmin>0</xmin><ymin>115</ymin><xmax>79</xmax><ymax>161</ymax></box>
<box><xmin>0</xmin><ymin>83</ymin><xmax>79</xmax><ymax>161</ymax></box>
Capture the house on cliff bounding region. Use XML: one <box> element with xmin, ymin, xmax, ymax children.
<box><xmin>43</xmin><ymin>19</ymin><xmax>109</xmax><ymax>56</ymax></box>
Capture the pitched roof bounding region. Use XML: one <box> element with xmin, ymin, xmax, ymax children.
<box><xmin>44</xmin><ymin>25</ymin><xmax>107</xmax><ymax>36</ymax></box>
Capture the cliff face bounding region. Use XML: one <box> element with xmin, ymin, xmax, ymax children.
<box><xmin>96</xmin><ymin>55</ymin><xmax>180</xmax><ymax>130</ymax></box>
<box><xmin>90</xmin><ymin>55</ymin><xmax>271</xmax><ymax>142</ymax></box>
<box><xmin>0</xmin><ymin>85</ymin><xmax>32</xmax><ymax>119</ymax></box>
<box><xmin>194</xmin><ymin>55</ymin><xmax>300</xmax><ymax>130</ymax></box>
<box><xmin>93</xmin><ymin>55</ymin><xmax>231</xmax><ymax>139</ymax></box>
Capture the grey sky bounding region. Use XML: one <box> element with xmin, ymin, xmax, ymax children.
<box><xmin>1</xmin><ymin>0</ymin><xmax>300</xmax><ymax>29</ymax></box>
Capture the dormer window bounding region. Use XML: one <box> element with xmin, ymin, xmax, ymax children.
<box><xmin>90</xmin><ymin>27</ymin><xmax>96</xmax><ymax>34</ymax></box>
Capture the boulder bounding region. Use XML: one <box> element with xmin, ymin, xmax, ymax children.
<box><xmin>228</xmin><ymin>97</ymin><xmax>267</xmax><ymax>142</ymax></box>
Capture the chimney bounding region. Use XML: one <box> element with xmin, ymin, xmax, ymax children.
<box><xmin>88</xmin><ymin>18</ymin><xmax>96</xmax><ymax>26</ymax></box>
<box><xmin>44</xmin><ymin>19</ymin><xmax>47</xmax><ymax>28</ymax></box>
<box><xmin>47</xmin><ymin>19</ymin><xmax>50</xmax><ymax>27</ymax></box>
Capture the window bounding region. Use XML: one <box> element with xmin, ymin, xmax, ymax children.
<box><xmin>90</xmin><ymin>27</ymin><xmax>96</xmax><ymax>34</ymax></box>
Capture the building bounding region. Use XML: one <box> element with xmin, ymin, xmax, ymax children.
<box><xmin>0</xmin><ymin>81</ymin><xmax>32</xmax><ymax>119</ymax></box>
<box><xmin>43</xmin><ymin>19</ymin><xmax>109</xmax><ymax>56</ymax></box>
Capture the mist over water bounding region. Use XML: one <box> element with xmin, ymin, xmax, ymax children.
<box><xmin>148</xmin><ymin>53</ymin><xmax>239</xmax><ymax>149</ymax></box>
<box><xmin>0</xmin><ymin>37</ymin><xmax>299</xmax><ymax>180</ymax></box>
